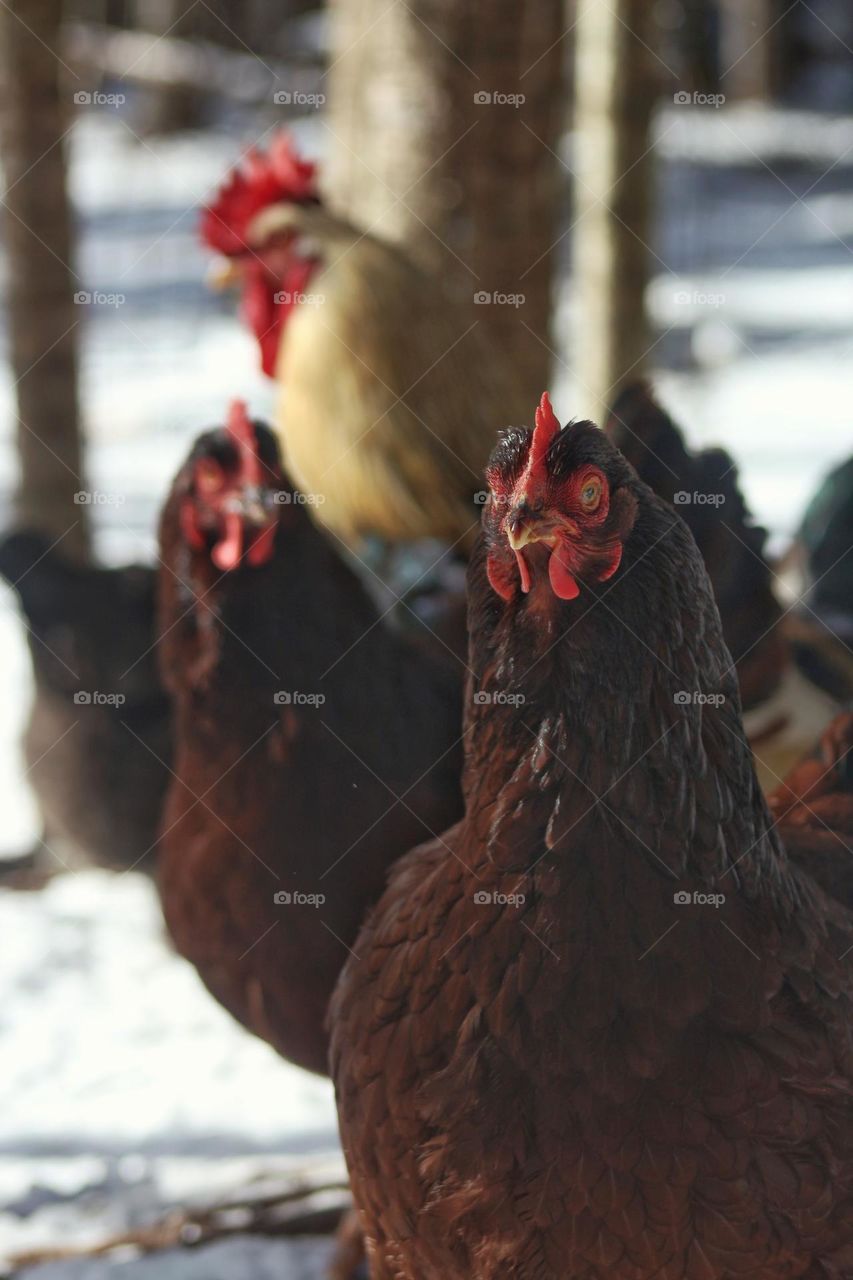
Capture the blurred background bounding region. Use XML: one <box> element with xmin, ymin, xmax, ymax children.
<box><xmin>0</xmin><ymin>0</ymin><xmax>851</xmax><ymax>1275</ymax></box>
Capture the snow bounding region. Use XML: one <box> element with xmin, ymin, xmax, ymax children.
<box><xmin>655</xmin><ymin>101</ymin><xmax>853</xmax><ymax>167</ymax></box>
<box><xmin>0</xmin><ymin>872</ymin><xmax>335</xmax><ymax>1151</ymax></box>
<box><xmin>0</xmin><ymin>867</ymin><xmax>339</xmax><ymax>1271</ymax></box>
<box><xmin>0</xmin><ymin>101</ymin><xmax>852</xmax><ymax>1274</ymax></box>
<box><xmin>0</xmin><ymin>593</ymin><xmax>40</xmax><ymax>851</ymax></box>
<box><xmin>21</xmin><ymin>1236</ymin><xmax>334</xmax><ymax>1280</ymax></box>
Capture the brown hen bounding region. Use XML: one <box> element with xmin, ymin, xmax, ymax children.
<box><xmin>156</xmin><ymin>402</ymin><xmax>463</xmax><ymax>1076</ymax></box>
<box><xmin>332</xmin><ymin>395</ymin><xmax>853</xmax><ymax>1279</ymax></box>
<box><xmin>768</xmin><ymin>710</ymin><xmax>853</xmax><ymax>909</ymax></box>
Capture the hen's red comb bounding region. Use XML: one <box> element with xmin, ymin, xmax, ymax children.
<box><xmin>227</xmin><ymin>399</ymin><xmax>263</xmax><ymax>489</ymax></box>
<box><xmin>205</xmin><ymin>400</ymin><xmax>277</xmax><ymax>570</ymax></box>
<box><xmin>200</xmin><ymin>131</ymin><xmax>318</xmax><ymax>256</ymax></box>
<box><xmin>523</xmin><ymin>392</ymin><xmax>561</xmax><ymax>491</ymax></box>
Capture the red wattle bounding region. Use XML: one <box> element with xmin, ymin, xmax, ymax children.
<box><xmin>247</xmin><ymin>256</ymin><xmax>320</xmax><ymax>378</ymax></box>
<box><xmin>514</xmin><ymin>550</ymin><xmax>532</xmax><ymax>594</ymax></box>
<box><xmin>179</xmin><ymin>497</ymin><xmax>206</xmax><ymax>550</ymax></box>
<box><xmin>487</xmin><ymin>551</ymin><xmax>514</xmax><ymax>601</ymax></box>
<box><xmin>241</xmin><ymin>269</ymin><xmax>279</xmax><ymax>377</ymax></box>
<box><xmin>548</xmin><ymin>547</ymin><xmax>580</xmax><ymax>600</ymax></box>
<box><xmin>212</xmin><ymin>512</ymin><xmax>243</xmax><ymax>570</ymax></box>
<box><xmin>247</xmin><ymin>522</ymin><xmax>277</xmax><ymax>566</ymax></box>
<box><xmin>597</xmin><ymin>543</ymin><xmax>623</xmax><ymax>581</ymax></box>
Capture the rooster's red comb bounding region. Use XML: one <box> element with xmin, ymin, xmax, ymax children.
<box><xmin>227</xmin><ymin>399</ymin><xmax>263</xmax><ymax>488</ymax></box>
<box><xmin>200</xmin><ymin>131</ymin><xmax>318</xmax><ymax>256</ymax></box>
<box><xmin>523</xmin><ymin>392</ymin><xmax>562</xmax><ymax>490</ymax></box>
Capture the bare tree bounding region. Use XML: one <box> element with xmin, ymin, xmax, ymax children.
<box><xmin>324</xmin><ymin>0</ymin><xmax>567</xmax><ymax>407</ymax></box>
<box><xmin>719</xmin><ymin>0</ymin><xmax>773</xmax><ymax>102</ymax></box>
<box><xmin>130</xmin><ymin>0</ymin><xmax>214</xmax><ymax>132</ymax></box>
<box><xmin>573</xmin><ymin>0</ymin><xmax>658</xmax><ymax>420</ymax></box>
<box><xmin>0</xmin><ymin>0</ymin><xmax>89</xmax><ymax>559</ymax></box>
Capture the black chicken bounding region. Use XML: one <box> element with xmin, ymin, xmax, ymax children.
<box><xmin>0</xmin><ymin>530</ymin><xmax>170</xmax><ymax>876</ymax></box>
<box><xmin>605</xmin><ymin>382</ymin><xmax>848</xmax><ymax>790</ymax></box>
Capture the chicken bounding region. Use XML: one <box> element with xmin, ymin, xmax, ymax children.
<box><xmin>156</xmin><ymin>401</ymin><xmax>463</xmax><ymax>1076</ymax></box>
<box><xmin>768</xmin><ymin>710</ymin><xmax>853</xmax><ymax>908</ymax></box>
<box><xmin>200</xmin><ymin>132</ymin><xmax>529</xmax><ymax>551</ymax></box>
<box><xmin>0</xmin><ymin>530</ymin><xmax>170</xmax><ymax>876</ymax></box>
<box><xmin>331</xmin><ymin>394</ymin><xmax>853</xmax><ymax>1279</ymax></box>
<box><xmin>792</xmin><ymin>451</ymin><xmax>853</xmax><ymax>647</ymax></box>
<box><xmin>605</xmin><ymin>381</ymin><xmax>848</xmax><ymax>790</ymax></box>
<box><xmin>604</xmin><ymin>381</ymin><xmax>780</xmax><ymax>688</ymax></box>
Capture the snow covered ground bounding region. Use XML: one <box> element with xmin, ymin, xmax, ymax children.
<box><xmin>0</xmin><ymin>101</ymin><xmax>851</xmax><ymax>1274</ymax></box>
<box><xmin>22</xmin><ymin>1239</ymin><xmax>335</xmax><ymax>1280</ymax></box>
<box><xmin>0</xmin><ymin>832</ymin><xmax>341</xmax><ymax>1275</ymax></box>
<box><xmin>0</xmin><ymin>789</ymin><xmax>340</xmax><ymax>1275</ymax></box>
<box><xmin>0</xmin><ymin>113</ymin><xmax>343</xmax><ymax>1278</ymax></box>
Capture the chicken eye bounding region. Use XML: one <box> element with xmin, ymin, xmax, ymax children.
<box><xmin>580</xmin><ymin>476</ymin><xmax>602</xmax><ymax>510</ymax></box>
<box><xmin>196</xmin><ymin>459</ymin><xmax>226</xmax><ymax>497</ymax></box>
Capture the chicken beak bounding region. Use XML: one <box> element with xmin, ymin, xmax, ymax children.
<box><xmin>506</xmin><ymin>504</ymin><xmax>546</xmax><ymax>552</ymax></box>
<box><xmin>207</xmin><ymin>257</ymin><xmax>241</xmax><ymax>291</ymax></box>
<box><xmin>506</xmin><ymin>508</ymin><xmax>580</xmax><ymax>551</ymax></box>
<box><xmin>230</xmin><ymin>487</ymin><xmax>272</xmax><ymax>527</ymax></box>
<box><xmin>244</xmin><ymin>497</ymin><xmax>270</xmax><ymax>526</ymax></box>
<box><xmin>506</xmin><ymin>521</ymin><xmax>537</xmax><ymax>552</ymax></box>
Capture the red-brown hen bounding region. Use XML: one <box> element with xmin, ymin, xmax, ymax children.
<box><xmin>331</xmin><ymin>394</ymin><xmax>853</xmax><ymax>1280</ymax></box>
<box><xmin>157</xmin><ymin>402</ymin><xmax>463</xmax><ymax>1076</ymax></box>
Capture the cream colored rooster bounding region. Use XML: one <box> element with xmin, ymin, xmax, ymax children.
<box><xmin>201</xmin><ymin>133</ymin><xmax>531</xmax><ymax>552</ymax></box>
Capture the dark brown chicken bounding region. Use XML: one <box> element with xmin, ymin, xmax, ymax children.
<box><xmin>793</xmin><ymin>452</ymin><xmax>853</xmax><ymax>648</ymax></box>
<box><xmin>605</xmin><ymin>382</ymin><xmax>845</xmax><ymax>790</ymax></box>
<box><xmin>332</xmin><ymin>395</ymin><xmax>853</xmax><ymax>1279</ymax></box>
<box><xmin>768</xmin><ymin>710</ymin><xmax>853</xmax><ymax>909</ymax></box>
<box><xmin>604</xmin><ymin>381</ymin><xmax>781</xmax><ymax>690</ymax></box>
<box><xmin>156</xmin><ymin>402</ymin><xmax>463</xmax><ymax>1076</ymax></box>
<box><xmin>0</xmin><ymin>530</ymin><xmax>170</xmax><ymax>876</ymax></box>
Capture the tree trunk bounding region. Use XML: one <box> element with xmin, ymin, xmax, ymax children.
<box><xmin>131</xmin><ymin>0</ymin><xmax>213</xmax><ymax>132</ymax></box>
<box><xmin>0</xmin><ymin>0</ymin><xmax>89</xmax><ymax>559</ymax></box>
<box><xmin>719</xmin><ymin>0</ymin><xmax>773</xmax><ymax>102</ymax></box>
<box><xmin>573</xmin><ymin>0</ymin><xmax>657</xmax><ymax>421</ymax></box>
<box><xmin>324</xmin><ymin>0</ymin><xmax>567</xmax><ymax>408</ymax></box>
